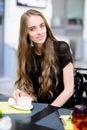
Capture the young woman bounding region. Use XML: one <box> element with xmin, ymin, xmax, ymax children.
<box><xmin>13</xmin><ymin>9</ymin><xmax>74</xmax><ymax>108</ymax></box>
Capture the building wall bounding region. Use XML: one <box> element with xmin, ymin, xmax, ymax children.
<box><xmin>0</xmin><ymin>0</ymin><xmax>4</xmax><ymax>77</ymax></box>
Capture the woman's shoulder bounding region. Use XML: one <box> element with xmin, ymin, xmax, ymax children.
<box><xmin>53</xmin><ymin>40</ymin><xmax>70</xmax><ymax>53</ymax></box>
<box><xmin>53</xmin><ymin>40</ymin><xmax>73</xmax><ymax>68</ymax></box>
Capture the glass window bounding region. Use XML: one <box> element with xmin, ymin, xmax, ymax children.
<box><xmin>52</xmin><ymin>0</ymin><xmax>66</xmax><ymax>27</ymax></box>
<box><xmin>52</xmin><ymin>0</ymin><xmax>84</xmax><ymax>27</ymax></box>
<box><xmin>67</xmin><ymin>0</ymin><xmax>83</xmax><ymax>25</ymax></box>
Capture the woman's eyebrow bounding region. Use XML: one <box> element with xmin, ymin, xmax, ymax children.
<box><xmin>28</xmin><ymin>26</ymin><xmax>35</xmax><ymax>29</ymax></box>
<box><xmin>28</xmin><ymin>22</ymin><xmax>45</xmax><ymax>28</ymax></box>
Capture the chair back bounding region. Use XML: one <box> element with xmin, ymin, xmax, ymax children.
<box><xmin>74</xmin><ymin>68</ymin><xmax>87</xmax><ymax>105</ymax></box>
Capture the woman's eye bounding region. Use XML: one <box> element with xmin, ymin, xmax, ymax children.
<box><xmin>40</xmin><ymin>24</ymin><xmax>46</xmax><ymax>28</ymax></box>
<box><xmin>29</xmin><ymin>27</ymin><xmax>36</xmax><ymax>31</ymax></box>
<box><xmin>28</xmin><ymin>23</ymin><xmax>46</xmax><ymax>32</ymax></box>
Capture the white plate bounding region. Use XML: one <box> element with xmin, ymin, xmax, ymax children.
<box><xmin>8</xmin><ymin>98</ymin><xmax>33</xmax><ymax>111</ymax></box>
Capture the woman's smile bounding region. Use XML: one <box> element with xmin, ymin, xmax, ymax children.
<box><xmin>36</xmin><ymin>35</ymin><xmax>46</xmax><ymax>43</ymax></box>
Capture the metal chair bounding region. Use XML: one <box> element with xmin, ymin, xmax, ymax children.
<box><xmin>74</xmin><ymin>68</ymin><xmax>87</xmax><ymax>105</ymax></box>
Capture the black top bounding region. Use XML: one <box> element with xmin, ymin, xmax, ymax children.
<box><xmin>30</xmin><ymin>41</ymin><xmax>74</xmax><ymax>108</ymax></box>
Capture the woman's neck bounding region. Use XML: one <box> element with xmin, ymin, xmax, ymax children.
<box><xmin>33</xmin><ymin>44</ymin><xmax>44</xmax><ymax>55</ymax></box>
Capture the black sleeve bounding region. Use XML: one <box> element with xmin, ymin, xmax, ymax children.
<box><xmin>54</xmin><ymin>41</ymin><xmax>73</xmax><ymax>69</ymax></box>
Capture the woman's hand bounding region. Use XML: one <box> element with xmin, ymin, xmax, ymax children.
<box><xmin>13</xmin><ymin>89</ymin><xmax>37</xmax><ymax>101</ymax></box>
<box><xmin>13</xmin><ymin>89</ymin><xmax>30</xmax><ymax>99</ymax></box>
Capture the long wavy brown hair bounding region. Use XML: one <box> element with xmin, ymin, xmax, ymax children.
<box><xmin>15</xmin><ymin>9</ymin><xmax>59</xmax><ymax>100</ymax></box>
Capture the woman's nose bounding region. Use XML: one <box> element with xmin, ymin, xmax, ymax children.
<box><xmin>37</xmin><ymin>28</ymin><xmax>42</xmax><ymax>34</ymax></box>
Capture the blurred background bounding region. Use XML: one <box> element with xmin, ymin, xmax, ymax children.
<box><xmin>0</xmin><ymin>0</ymin><xmax>87</xmax><ymax>96</ymax></box>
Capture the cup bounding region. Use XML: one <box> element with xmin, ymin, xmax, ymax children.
<box><xmin>72</xmin><ymin>105</ymin><xmax>87</xmax><ymax>130</ymax></box>
<box><xmin>17</xmin><ymin>96</ymin><xmax>32</xmax><ymax>108</ymax></box>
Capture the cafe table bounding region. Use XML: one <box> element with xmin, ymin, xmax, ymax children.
<box><xmin>0</xmin><ymin>94</ymin><xmax>72</xmax><ymax>130</ymax></box>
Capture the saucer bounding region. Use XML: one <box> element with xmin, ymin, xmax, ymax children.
<box><xmin>10</xmin><ymin>104</ymin><xmax>33</xmax><ymax>111</ymax></box>
<box><xmin>8</xmin><ymin>98</ymin><xmax>33</xmax><ymax>111</ymax></box>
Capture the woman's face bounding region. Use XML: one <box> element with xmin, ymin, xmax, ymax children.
<box><xmin>27</xmin><ymin>15</ymin><xmax>47</xmax><ymax>45</ymax></box>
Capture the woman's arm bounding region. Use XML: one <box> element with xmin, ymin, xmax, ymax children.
<box><xmin>51</xmin><ymin>62</ymin><xmax>74</xmax><ymax>107</ymax></box>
